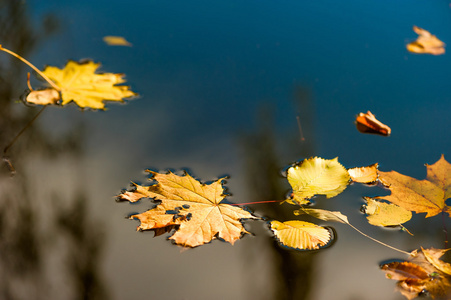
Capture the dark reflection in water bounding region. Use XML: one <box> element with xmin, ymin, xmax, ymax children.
<box><xmin>0</xmin><ymin>1</ymin><xmax>107</xmax><ymax>299</ymax></box>
<box><xmin>240</xmin><ymin>88</ymin><xmax>317</xmax><ymax>300</ymax></box>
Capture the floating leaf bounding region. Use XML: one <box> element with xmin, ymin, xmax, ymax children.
<box><xmin>25</xmin><ymin>88</ymin><xmax>60</xmax><ymax>105</ymax></box>
<box><xmin>118</xmin><ymin>171</ymin><xmax>257</xmax><ymax>248</ymax></box>
<box><xmin>375</xmin><ymin>155</ymin><xmax>451</xmax><ymax>218</ymax></box>
<box><xmin>270</xmin><ymin>220</ymin><xmax>331</xmax><ymax>250</ymax></box>
<box><xmin>407</xmin><ymin>26</ymin><xmax>445</xmax><ymax>55</ymax></box>
<box><xmin>422</xmin><ymin>247</ymin><xmax>451</xmax><ymax>276</ymax></box>
<box><xmin>355</xmin><ymin>111</ymin><xmax>391</xmax><ymax>136</ymax></box>
<box><xmin>294</xmin><ymin>207</ymin><xmax>349</xmax><ymax>224</ymax></box>
<box><xmin>286</xmin><ymin>157</ymin><xmax>350</xmax><ymax>204</ymax></box>
<box><xmin>363</xmin><ymin>198</ymin><xmax>412</xmax><ymax>227</ymax></box>
<box><xmin>348</xmin><ymin>163</ymin><xmax>379</xmax><ymax>183</ymax></box>
<box><xmin>103</xmin><ymin>36</ymin><xmax>132</xmax><ymax>46</ymax></box>
<box><xmin>382</xmin><ymin>247</ymin><xmax>451</xmax><ymax>299</ymax></box>
<box><xmin>41</xmin><ymin>60</ymin><xmax>137</xmax><ymax>109</ymax></box>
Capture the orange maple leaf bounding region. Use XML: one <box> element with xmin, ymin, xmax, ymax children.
<box><xmin>372</xmin><ymin>155</ymin><xmax>451</xmax><ymax>218</ymax></box>
<box><xmin>118</xmin><ymin>171</ymin><xmax>258</xmax><ymax>247</ymax></box>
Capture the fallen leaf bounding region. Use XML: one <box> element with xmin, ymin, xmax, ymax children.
<box><xmin>286</xmin><ymin>157</ymin><xmax>350</xmax><ymax>205</ymax></box>
<box><xmin>25</xmin><ymin>88</ymin><xmax>60</xmax><ymax>105</ymax></box>
<box><xmin>118</xmin><ymin>171</ymin><xmax>257</xmax><ymax>247</ymax></box>
<box><xmin>363</xmin><ymin>197</ymin><xmax>412</xmax><ymax>227</ymax></box>
<box><xmin>270</xmin><ymin>220</ymin><xmax>331</xmax><ymax>250</ymax></box>
<box><xmin>375</xmin><ymin>155</ymin><xmax>451</xmax><ymax>218</ymax></box>
<box><xmin>382</xmin><ymin>247</ymin><xmax>451</xmax><ymax>299</ymax></box>
<box><xmin>294</xmin><ymin>207</ymin><xmax>349</xmax><ymax>224</ymax></box>
<box><xmin>422</xmin><ymin>247</ymin><xmax>451</xmax><ymax>276</ymax></box>
<box><xmin>355</xmin><ymin>111</ymin><xmax>391</xmax><ymax>136</ymax></box>
<box><xmin>407</xmin><ymin>26</ymin><xmax>445</xmax><ymax>55</ymax></box>
<box><xmin>41</xmin><ymin>60</ymin><xmax>136</xmax><ymax>109</ymax></box>
<box><xmin>103</xmin><ymin>36</ymin><xmax>132</xmax><ymax>46</ymax></box>
<box><xmin>348</xmin><ymin>163</ymin><xmax>379</xmax><ymax>183</ymax></box>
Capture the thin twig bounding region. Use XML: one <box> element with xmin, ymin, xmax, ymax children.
<box><xmin>3</xmin><ymin>106</ymin><xmax>47</xmax><ymax>155</ymax></box>
<box><xmin>0</xmin><ymin>45</ymin><xmax>60</xmax><ymax>91</ymax></box>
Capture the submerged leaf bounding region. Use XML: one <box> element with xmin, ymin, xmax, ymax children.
<box><xmin>287</xmin><ymin>157</ymin><xmax>350</xmax><ymax>204</ymax></box>
<box><xmin>41</xmin><ymin>60</ymin><xmax>136</xmax><ymax>109</ymax></box>
<box><xmin>363</xmin><ymin>198</ymin><xmax>412</xmax><ymax>227</ymax></box>
<box><xmin>118</xmin><ymin>171</ymin><xmax>257</xmax><ymax>247</ymax></box>
<box><xmin>407</xmin><ymin>26</ymin><xmax>445</xmax><ymax>55</ymax></box>
<box><xmin>270</xmin><ymin>220</ymin><xmax>331</xmax><ymax>250</ymax></box>
<box><xmin>348</xmin><ymin>163</ymin><xmax>379</xmax><ymax>183</ymax></box>
<box><xmin>375</xmin><ymin>155</ymin><xmax>451</xmax><ymax>218</ymax></box>
<box><xmin>355</xmin><ymin>111</ymin><xmax>391</xmax><ymax>136</ymax></box>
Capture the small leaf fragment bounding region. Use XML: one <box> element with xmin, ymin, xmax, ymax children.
<box><xmin>103</xmin><ymin>36</ymin><xmax>132</xmax><ymax>46</ymax></box>
<box><xmin>363</xmin><ymin>198</ymin><xmax>412</xmax><ymax>227</ymax></box>
<box><xmin>270</xmin><ymin>220</ymin><xmax>331</xmax><ymax>250</ymax></box>
<box><xmin>355</xmin><ymin>111</ymin><xmax>391</xmax><ymax>136</ymax></box>
<box><xmin>407</xmin><ymin>26</ymin><xmax>445</xmax><ymax>55</ymax></box>
<box><xmin>25</xmin><ymin>88</ymin><xmax>60</xmax><ymax>105</ymax></box>
<box><xmin>348</xmin><ymin>163</ymin><xmax>379</xmax><ymax>183</ymax></box>
<box><xmin>287</xmin><ymin>157</ymin><xmax>350</xmax><ymax>203</ymax></box>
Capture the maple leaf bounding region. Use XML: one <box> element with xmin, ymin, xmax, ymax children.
<box><xmin>40</xmin><ymin>60</ymin><xmax>136</xmax><ymax>109</ymax></box>
<box><xmin>270</xmin><ymin>220</ymin><xmax>331</xmax><ymax>250</ymax></box>
<box><xmin>381</xmin><ymin>247</ymin><xmax>451</xmax><ymax>299</ymax></box>
<box><xmin>371</xmin><ymin>155</ymin><xmax>451</xmax><ymax>218</ymax></box>
<box><xmin>407</xmin><ymin>26</ymin><xmax>445</xmax><ymax>55</ymax></box>
<box><xmin>118</xmin><ymin>171</ymin><xmax>258</xmax><ymax>248</ymax></box>
<box><xmin>286</xmin><ymin>157</ymin><xmax>350</xmax><ymax>205</ymax></box>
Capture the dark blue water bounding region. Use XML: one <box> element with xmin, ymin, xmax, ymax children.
<box><xmin>1</xmin><ymin>0</ymin><xmax>450</xmax><ymax>299</ymax></box>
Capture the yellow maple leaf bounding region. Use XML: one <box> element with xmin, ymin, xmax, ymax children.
<box><xmin>375</xmin><ymin>155</ymin><xmax>451</xmax><ymax>218</ymax></box>
<box><xmin>407</xmin><ymin>26</ymin><xmax>445</xmax><ymax>55</ymax></box>
<box><xmin>118</xmin><ymin>171</ymin><xmax>258</xmax><ymax>247</ymax></box>
<box><xmin>270</xmin><ymin>220</ymin><xmax>331</xmax><ymax>250</ymax></box>
<box><xmin>286</xmin><ymin>157</ymin><xmax>350</xmax><ymax>204</ymax></box>
<box><xmin>41</xmin><ymin>60</ymin><xmax>136</xmax><ymax>109</ymax></box>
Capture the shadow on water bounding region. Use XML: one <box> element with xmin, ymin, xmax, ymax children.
<box><xmin>0</xmin><ymin>1</ymin><xmax>108</xmax><ymax>299</ymax></box>
<box><xmin>239</xmin><ymin>87</ymin><xmax>318</xmax><ymax>300</ymax></box>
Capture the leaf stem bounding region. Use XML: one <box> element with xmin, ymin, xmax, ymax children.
<box><xmin>0</xmin><ymin>45</ymin><xmax>60</xmax><ymax>91</ymax></box>
<box><xmin>231</xmin><ymin>200</ymin><xmax>284</xmax><ymax>206</ymax></box>
<box><xmin>346</xmin><ymin>222</ymin><xmax>410</xmax><ymax>255</ymax></box>
<box><xmin>442</xmin><ymin>211</ymin><xmax>448</xmax><ymax>248</ymax></box>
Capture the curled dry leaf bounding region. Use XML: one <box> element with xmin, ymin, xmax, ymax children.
<box><xmin>103</xmin><ymin>36</ymin><xmax>132</xmax><ymax>46</ymax></box>
<box><xmin>382</xmin><ymin>247</ymin><xmax>451</xmax><ymax>299</ymax></box>
<box><xmin>348</xmin><ymin>163</ymin><xmax>379</xmax><ymax>183</ymax></box>
<box><xmin>407</xmin><ymin>26</ymin><xmax>445</xmax><ymax>55</ymax></box>
<box><xmin>25</xmin><ymin>88</ymin><xmax>60</xmax><ymax>105</ymax></box>
<box><xmin>286</xmin><ymin>157</ymin><xmax>350</xmax><ymax>205</ymax></box>
<box><xmin>41</xmin><ymin>60</ymin><xmax>137</xmax><ymax>109</ymax></box>
<box><xmin>270</xmin><ymin>220</ymin><xmax>331</xmax><ymax>250</ymax></box>
<box><xmin>117</xmin><ymin>171</ymin><xmax>257</xmax><ymax>248</ymax></box>
<box><xmin>363</xmin><ymin>197</ymin><xmax>412</xmax><ymax>227</ymax></box>
<box><xmin>294</xmin><ymin>207</ymin><xmax>349</xmax><ymax>224</ymax></box>
<box><xmin>375</xmin><ymin>155</ymin><xmax>451</xmax><ymax>218</ymax></box>
<box><xmin>355</xmin><ymin>111</ymin><xmax>391</xmax><ymax>136</ymax></box>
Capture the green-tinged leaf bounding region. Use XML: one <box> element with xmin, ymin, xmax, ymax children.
<box><xmin>270</xmin><ymin>220</ymin><xmax>331</xmax><ymax>250</ymax></box>
<box><xmin>363</xmin><ymin>198</ymin><xmax>412</xmax><ymax>227</ymax></box>
<box><xmin>287</xmin><ymin>157</ymin><xmax>350</xmax><ymax>204</ymax></box>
